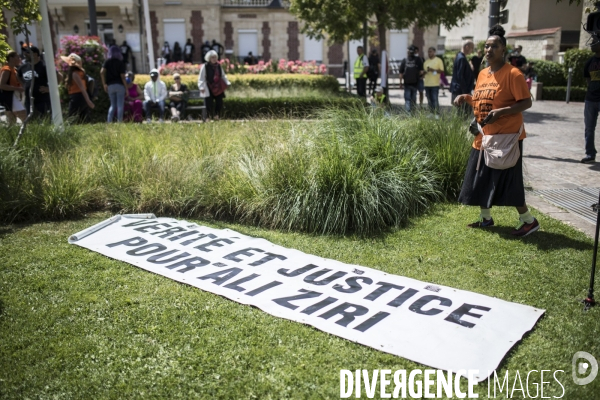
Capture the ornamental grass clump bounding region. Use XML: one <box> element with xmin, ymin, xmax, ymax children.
<box><xmin>224</xmin><ymin>108</ymin><xmax>445</xmax><ymax>235</ymax></box>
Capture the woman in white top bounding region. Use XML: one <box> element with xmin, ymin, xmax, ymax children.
<box><xmin>197</xmin><ymin>50</ymin><xmax>230</xmax><ymax>121</ymax></box>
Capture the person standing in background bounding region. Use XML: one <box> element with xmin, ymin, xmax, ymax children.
<box><xmin>367</xmin><ymin>48</ymin><xmax>380</xmax><ymax>96</ymax></box>
<box><xmin>211</xmin><ymin>40</ymin><xmax>225</xmax><ymax>59</ymax></box>
<box><xmin>450</xmin><ymin>39</ymin><xmax>475</xmax><ymax>115</ymax></box>
<box><xmin>17</xmin><ymin>46</ymin><xmax>62</xmax><ymax>120</ymax></box>
<box><xmin>184</xmin><ymin>39</ymin><xmax>195</xmax><ymax>63</ymax></box>
<box><xmin>581</xmin><ymin>36</ymin><xmax>600</xmax><ymax>163</ymax></box>
<box><xmin>120</xmin><ymin>41</ymin><xmax>132</xmax><ymax>69</ymax></box>
<box><xmin>353</xmin><ymin>46</ymin><xmax>369</xmax><ymax>99</ymax></box>
<box><xmin>0</xmin><ymin>51</ymin><xmax>26</xmax><ymax>126</ymax></box>
<box><xmin>161</xmin><ymin>42</ymin><xmax>172</xmax><ymax>65</ymax></box>
<box><xmin>413</xmin><ymin>46</ymin><xmax>426</xmax><ymax>107</ymax></box>
<box><xmin>173</xmin><ymin>42</ymin><xmax>183</xmax><ymax>63</ymax></box>
<box><xmin>471</xmin><ymin>49</ymin><xmax>483</xmax><ymax>81</ymax></box>
<box><xmin>101</xmin><ymin>45</ymin><xmax>129</xmax><ymax>123</ymax></box>
<box><xmin>423</xmin><ymin>46</ymin><xmax>444</xmax><ymax>115</ymax></box>
<box><xmin>399</xmin><ymin>45</ymin><xmax>424</xmax><ymax>112</ymax></box>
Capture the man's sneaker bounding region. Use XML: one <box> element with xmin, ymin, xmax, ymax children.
<box><xmin>581</xmin><ymin>155</ymin><xmax>596</xmax><ymax>164</ymax></box>
<box><xmin>511</xmin><ymin>218</ymin><xmax>540</xmax><ymax>237</ymax></box>
<box><xmin>467</xmin><ymin>217</ymin><xmax>494</xmax><ymax>228</ymax></box>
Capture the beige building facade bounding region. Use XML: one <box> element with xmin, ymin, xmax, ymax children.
<box><xmin>3</xmin><ymin>0</ymin><xmax>439</xmax><ymax>76</ymax></box>
<box><xmin>440</xmin><ymin>0</ymin><xmax>584</xmax><ymax>61</ymax></box>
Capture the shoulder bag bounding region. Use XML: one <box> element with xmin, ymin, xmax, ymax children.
<box><xmin>475</xmin><ymin>123</ymin><xmax>523</xmax><ymax>171</ymax></box>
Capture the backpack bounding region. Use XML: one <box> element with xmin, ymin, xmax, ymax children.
<box><xmin>400</xmin><ymin>57</ymin><xmax>420</xmax><ymax>85</ymax></box>
<box><xmin>86</xmin><ymin>75</ymin><xmax>98</xmax><ymax>100</ymax></box>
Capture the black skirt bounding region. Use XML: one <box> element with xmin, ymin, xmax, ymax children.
<box><xmin>458</xmin><ymin>140</ymin><xmax>525</xmax><ymax>208</ymax></box>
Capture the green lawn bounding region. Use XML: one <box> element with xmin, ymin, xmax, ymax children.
<box><xmin>1</xmin><ymin>204</ymin><xmax>599</xmax><ymax>399</ymax></box>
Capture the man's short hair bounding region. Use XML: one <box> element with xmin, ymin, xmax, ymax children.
<box><xmin>6</xmin><ymin>50</ymin><xmax>18</xmax><ymax>60</ymax></box>
<box><xmin>462</xmin><ymin>40</ymin><xmax>474</xmax><ymax>49</ymax></box>
<box><xmin>28</xmin><ymin>46</ymin><xmax>40</xmax><ymax>55</ymax></box>
<box><xmin>357</xmin><ymin>46</ymin><xmax>363</xmax><ymax>50</ymax></box>
<box><xmin>428</xmin><ymin>47</ymin><xmax>436</xmax><ymax>52</ymax></box>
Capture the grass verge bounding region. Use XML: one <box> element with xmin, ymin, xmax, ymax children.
<box><xmin>0</xmin><ymin>205</ymin><xmax>598</xmax><ymax>398</ymax></box>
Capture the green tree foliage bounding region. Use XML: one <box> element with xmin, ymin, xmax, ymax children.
<box><xmin>289</xmin><ymin>0</ymin><xmax>478</xmax><ymax>52</ymax></box>
<box><xmin>0</xmin><ymin>0</ymin><xmax>41</xmax><ymax>62</ymax></box>
<box><xmin>563</xmin><ymin>48</ymin><xmax>594</xmax><ymax>87</ymax></box>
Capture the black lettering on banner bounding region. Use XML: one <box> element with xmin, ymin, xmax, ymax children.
<box><xmin>198</xmin><ymin>267</ymin><xmax>242</xmax><ymax>285</ymax></box>
<box><xmin>150</xmin><ymin>227</ymin><xmax>187</xmax><ymax>238</ymax></box>
<box><xmin>303</xmin><ymin>269</ymin><xmax>347</xmax><ymax>286</ymax></box>
<box><xmin>272</xmin><ymin>289</ymin><xmax>322</xmax><ymax>310</ymax></box>
<box><xmin>364</xmin><ymin>282</ymin><xmax>405</xmax><ymax>301</ymax></box>
<box><xmin>224</xmin><ymin>248</ymin><xmax>264</xmax><ymax>262</ymax></box>
<box><xmin>248</xmin><ymin>252</ymin><xmax>287</xmax><ymax>267</ymax></box>
<box><xmin>408</xmin><ymin>295</ymin><xmax>452</xmax><ymax>316</ymax></box>
<box><xmin>180</xmin><ymin>233</ymin><xmax>216</xmax><ymax>246</ymax></box>
<box><xmin>133</xmin><ymin>223</ymin><xmax>172</xmax><ymax>233</ymax></box>
<box><xmin>223</xmin><ymin>273</ymin><xmax>261</xmax><ymax>292</ymax></box>
<box><xmin>333</xmin><ymin>276</ymin><xmax>373</xmax><ymax>294</ymax></box>
<box><xmin>245</xmin><ymin>281</ymin><xmax>282</xmax><ymax>296</ymax></box>
<box><xmin>194</xmin><ymin>238</ymin><xmax>234</xmax><ymax>252</ymax></box>
<box><xmin>353</xmin><ymin>311</ymin><xmax>391</xmax><ymax>332</ymax></box>
<box><xmin>278</xmin><ymin>264</ymin><xmax>318</xmax><ymax>278</ymax></box>
<box><xmin>387</xmin><ymin>288</ymin><xmax>419</xmax><ymax>307</ymax></box>
<box><xmin>318</xmin><ymin>302</ymin><xmax>369</xmax><ymax>327</ymax></box>
<box><xmin>169</xmin><ymin>230</ymin><xmax>199</xmax><ymax>242</ymax></box>
<box><xmin>122</xmin><ymin>220</ymin><xmax>156</xmax><ymax>227</ymax></box>
<box><xmin>300</xmin><ymin>297</ymin><xmax>338</xmax><ymax>315</ymax></box>
<box><xmin>106</xmin><ymin>236</ymin><xmax>148</xmax><ymax>248</ymax></box>
<box><xmin>126</xmin><ymin>243</ymin><xmax>167</xmax><ymax>256</ymax></box>
<box><xmin>444</xmin><ymin>303</ymin><xmax>491</xmax><ymax>328</ymax></box>
<box><xmin>147</xmin><ymin>250</ymin><xmax>191</xmax><ymax>264</ymax></box>
<box><xmin>165</xmin><ymin>256</ymin><xmax>211</xmax><ymax>273</ymax></box>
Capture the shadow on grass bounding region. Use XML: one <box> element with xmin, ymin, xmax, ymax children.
<box><xmin>487</xmin><ymin>227</ymin><xmax>593</xmax><ymax>251</ymax></box>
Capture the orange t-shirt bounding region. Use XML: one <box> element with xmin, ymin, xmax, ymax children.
<box><xmin>68</xmin><ymin>70</ymin><xmax>87</xmax><ymax>95</ymax></box>
<box><xmin>471</xmin><ymin>63</ymin><xmax>530</xmax><ymax>150</ymax></box>
<box><xmin>1</xmin><ymin>65</ymin><xmax>20</xmax><ymax>88</ymax></box>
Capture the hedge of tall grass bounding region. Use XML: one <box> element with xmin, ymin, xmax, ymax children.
<box><xmin>0</xmin><ymin>108</ymin><xmax>471</xmax><ymax>234</ymax></box>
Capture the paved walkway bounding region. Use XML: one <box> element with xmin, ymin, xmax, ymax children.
<box><xmin>387</xmin><ymin>87</ymin><xmax>600</xmax><ymax>237</ymax></box>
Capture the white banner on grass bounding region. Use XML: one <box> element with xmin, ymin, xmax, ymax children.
<box><xmin>69</xmin><ymin>215</ymin><xmax>544</xmax><ymax>382</ymax></box>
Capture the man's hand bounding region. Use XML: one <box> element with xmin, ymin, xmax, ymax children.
<box><xmin>39</xmin><ymin>86</ymin><xmax>49</xmax><ymax>94</ymax></box>
<box><xmin>103</xmin><ymin>84</ymin><xmax>108</xmax><ymax>93</ymax></box>
<box><xmin>453</xmin><ymin>94</ymin><xmax>470</xmax><ymax>106</ymax></box>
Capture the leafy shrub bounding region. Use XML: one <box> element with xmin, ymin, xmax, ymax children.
<box><xmin>530</xmin><ymin>59</ymin><xmax>566</xmax><ymax>86</ymax></box>
<box><xmin>542</xmin><ymin>86</ymin><xmax>586</xmax><ymax>102</ymax></box>
<box><xmin>563</xmin><ymin>48</ymin><xmax>594</xmax><ymax>87</ymax></box>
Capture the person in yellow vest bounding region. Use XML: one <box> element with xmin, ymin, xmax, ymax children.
<box><xmin>354</xmin><ymin>46</ymin><xmax>369</xmax><ymax>98</ymax></box>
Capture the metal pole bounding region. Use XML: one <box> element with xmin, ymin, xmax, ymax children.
<box><xmin>347</xmin><ymin>40</ymin><xmax>351</xmax><ymax>93</ymax></box>
<box><xmin>88</xmin><ymin>0</ymin><xmax>98</xmax><ymax>36</ymax></box>
<box><xmin>38</xmin><ymin>0</ymin><xmax>63</xmax><ymax>128</ymax></box>
<box><xmin>489</xmin><ymin>0</ymin><xmax>500</xmax><ymax>29</ymax></box>
<box><xmin>363</xmin><ymin>20</ymin><xmax>368</xmax><ymax>53</ymax></box>
<box><xmin>583</xmin><ymin>193</ymin><xmax>599</xmax><ymax>310</ymax></box>
<box><xmin>566</xmin><ymin>67</ymin><xmax>573</xmax><ymax>103</ymax></box>
<box><xmin>142</xmin><ymin>0</ymin><xmax>155</xmax><ymax>70</ymax></box>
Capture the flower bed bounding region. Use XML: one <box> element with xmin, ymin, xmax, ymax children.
<box><xmin>158</xmin><ymin>59</ymin><xmax>327</xmax><ymax>75</ymax></box>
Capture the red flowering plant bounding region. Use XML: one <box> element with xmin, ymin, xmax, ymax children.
<box><xmin>55</xmin><ymin>35</ymin><xmax>107</xmax><ymax>77</ymax></box>
<box><xmin>157</xmin><ymin>58</ymin><xmax>327</xmax><ymax>75</ymax></box>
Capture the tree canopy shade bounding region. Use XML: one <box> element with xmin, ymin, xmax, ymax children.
<box><xmin>289</xmin><ymin>0</ymin><xmax>478</xmax><ymax>52</ymax></box>
<box><xmin>0</xmin><ymin>0</ymin><xmax>40</xmax><ymax>62</ymax></box>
